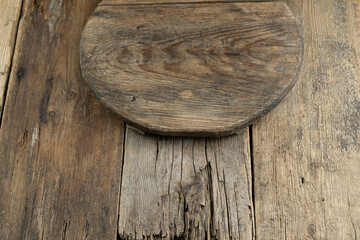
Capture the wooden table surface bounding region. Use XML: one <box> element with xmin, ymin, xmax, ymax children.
<box><xmin>0</xmin><ymin>0</ymin><xmax>359</xmax><ymax>239</ymax></box>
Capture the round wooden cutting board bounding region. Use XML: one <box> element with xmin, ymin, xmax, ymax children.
<box><xmin>80</xmin><ymin>1</ymin><xmax>303</xmax><ymax>137</ymax></box>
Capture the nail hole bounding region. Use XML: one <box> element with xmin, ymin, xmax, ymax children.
<box><xmin>300</xmin><ymin>177</ymin><xmax>305</xmax><ymax>184</ymax></box>
<box><xmin>48</xmin><ymin>111</ymin><xmax>56</xmax><ymax>117</ymax></box>
<box><xmin>307</xmin><ymin>224</ymin><xmax>316</xmax><ymax>236</ymax></box>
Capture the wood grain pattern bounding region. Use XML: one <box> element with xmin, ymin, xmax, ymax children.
<box><xmin>0</xmin><ymin>0</ymin><xmax>22</xmax><ymax>120</ymax></box>
<box><xmin>0</xmin><ymin>0</ymin><xmax>124</xmax><ymax>239</ymax></box>
<box><xmin>253</xmin><ymin>0</ymin><xmax>360</xmax><ymax>239</ymax></box>
<box><xmin>81</xmin><ymin>2</ymin><xmax>303</xmax><ymax>137</ymax></box>
<box><xmin>119</xmin><ymin>127</ymin><xmax>254</xmax><ymax>239</ymax></box>
<box><xmin>2</xmin><ymin>0</ymin><xmax>359</xmax><ymax>239</ymax></box>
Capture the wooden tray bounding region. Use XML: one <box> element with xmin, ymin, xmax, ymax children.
<box><xmin>80</xmin><ymin>1</ymin><xmax>303</xmax><ymax>137</ymax></box>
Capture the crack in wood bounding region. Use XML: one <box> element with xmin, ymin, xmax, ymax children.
<box><xmin>248</xmin><ymin>125</ymin><xmax>256</xmax><ymax>239</ymax></box>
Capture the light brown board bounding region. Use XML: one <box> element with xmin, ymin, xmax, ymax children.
<box><xmin>0</xmin><ymin>0</ymin><xmax>22</xmax><ymax>119</ymax></box>
<box><xmin>253</xmin><ymin>0</ymin><xmax>360</xmax><ymax>239</ymax></box>
<box><xmin>0</xmin><ymin>0</ymin><xmax>124</xmax><ymax>239</ymax></box>
<box><xmin>81</xmin><ymin>2</ymin><xmax>303</xmax><ymax>137</ymax></box>
<box><xmin>119</xmin><ymin>127</ymin><xmax>254</xmax><ymax>239</ymax></box>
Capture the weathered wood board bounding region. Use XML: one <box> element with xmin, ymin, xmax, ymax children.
<box><xmin>119</xmin><ymin>127</ymin><xmax>254</xmax><ymax>239</ymax></box>
<box><xmin>253</xmin><ymin>0</ymin><xmax>360</xmax><ymax>239</ymax></box>
<box><xmin>0</xmin><ymin>0</ymin><xmax>124</xmax><ymax>239</ymax></box>
<box><xmin>0</xmin><ymin>0</ymin><xmax>23</xmax><ymax>120</ymax></box>
<box><xmin>81</xmin><ymin>1</ymin><xmax>303</xmax><ymax>137</ymax></box>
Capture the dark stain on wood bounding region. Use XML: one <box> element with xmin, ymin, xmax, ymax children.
<box><xmin>16</xmin><ymin>67</ymin><xmax>26</xmax><ymax>81</ymax></box>
<box><xmin>39</xmin><ymin>76</ymin><xmax>54</xmax><ymax>123</ymax></box>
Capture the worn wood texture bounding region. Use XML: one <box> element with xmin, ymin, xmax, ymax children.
<box><xmin>119</xmin><ymin>127</ymin><xmax>254</xmax><ymax>239</ymax></box>
<box><xmin>2</xmin><ymin>0</ymin><xmax>359</xmax><ymax>239</ymax></box>
<box><xmin>81</xmin><ymin>2</ymin><xmax>303</xmax><ymax>137</ymax></box>
<box><xmin>0</xmin><ymin>0</ymin><xmax>23</xmax><ymax>120</ymax></box>
<box><xmin>0</xmin><ymin>0</ymin><xmax>125</xmax><ymax>239</ymax></box>
<box><xmin>253</xmin><ymin>0</ymin><xmax>360</xmax><ymax>239</ymax></box>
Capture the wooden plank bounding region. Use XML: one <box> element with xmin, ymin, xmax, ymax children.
<box><xmin>0</xmin><ymin>0</ymin><xmax>125</xmax><ymax>239</ymax></box>
<box><xmin>253</xmin><ymin>0</ymin><xmax>360</xmax><ymax>239</ymax></box>
<box><xmin>0</xmin><ymin>0</ymin><xmax>22</xmax><ymax>120</ymax></box>
<box><xmin>81</xmin><ymin>2</ymin><xmax>303</xmax><ymax>137</ymax></box>
<box><xmin>119</xmin><ymin>127</ymin><xmax>254</xmax><ymax>239</ymax></box>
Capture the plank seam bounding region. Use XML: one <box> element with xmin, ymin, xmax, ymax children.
<box><xmin>117</xmin><ymin>123</ymin><xmax>127</xmax><ymax>240</ymax></box>
<box><xmin>249</xmin><ymin>125</ymin><xmax>257</xmax><ymax>239</ymax></box>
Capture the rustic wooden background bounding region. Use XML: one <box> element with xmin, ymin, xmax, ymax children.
<box><xmin>0</xmin><ymin>0</ymin><xmax>359</xmax><ymax>239</ymax></box>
